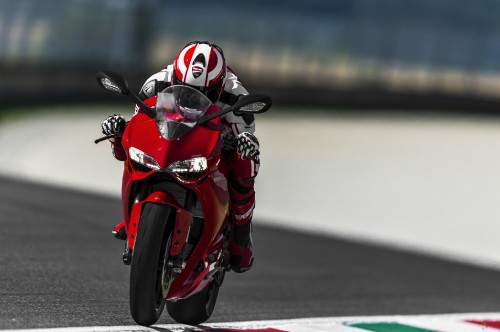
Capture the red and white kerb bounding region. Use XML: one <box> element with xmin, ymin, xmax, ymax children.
<box><xmin>173</xmin><ymin>42</ymin><xmax>226</xmax><ymax>88</ymax></box>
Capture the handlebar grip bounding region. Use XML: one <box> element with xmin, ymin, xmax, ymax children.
<box><xmin>222</xmin><ymin>133</ymin><xmax>238</xmax><ymax>151</ymax></box>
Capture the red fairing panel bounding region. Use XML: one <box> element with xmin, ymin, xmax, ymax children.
<box><xmin>119</xmin><ymin>111</ymin><xmax>221</xmax><ymax>225</ymax></box>
<box><xmin>123</xmin><ymin>157</ymin><xmax>231</xmax><ymax>299</ymax></box>
<box><xmin>166</xmin><ymin>165</ymin><xmax>230</xmax><ymax>300</ymax></box>
<box><xmin>121</xmin><ymin>112</ymin><xmax>221</xmax><ymax>171</ymax></box>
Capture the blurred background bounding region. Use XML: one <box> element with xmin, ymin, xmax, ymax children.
<box><xmin>3</xmin><ymin>0</ymin><xmax>500</xmax><ymax>110</ymax></box>
<box><xmin>2</xmin><ymin>0</ymin><xmax>500</xmax><ymax>268</ymax></box>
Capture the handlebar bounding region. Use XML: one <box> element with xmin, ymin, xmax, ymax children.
<box><xmin>96</xmin><ymin>133</ymin><xmax>233</xmax><ymax>148</ymax></box>
<box><xmin>94</xmin><ymin>133</ymin><xmax>122</xmax><ymax>144</ymax></box>
<box><xmin>96</xmin><ymin>133</ymin><xmax>235</xmax><ymax>147</ymax></box>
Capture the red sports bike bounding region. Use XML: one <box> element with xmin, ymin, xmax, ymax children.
<box><xmin>95</xmin><ymin>71</ymin><xmax>271</xmax><ymax>326</ymax></box>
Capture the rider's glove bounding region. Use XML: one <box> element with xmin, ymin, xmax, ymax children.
<box><xmin>237</xmin><ymin>132</ymin><xmax>260</xmax><ymax>160</ymax></box>
<box><xmin>101</xmin><ymin>114</ymin><xmax>126</xmax><ymax>142</ymax></box>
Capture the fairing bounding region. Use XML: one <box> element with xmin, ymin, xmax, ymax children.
<box><xmin>122</xmin><ymin>112</ymin><xmax>220</xmax><ymax>170</ymax></box>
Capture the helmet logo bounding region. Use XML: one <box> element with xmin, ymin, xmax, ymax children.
<box><xmin>192</xmin><ymin>66</ymin><xmax>204</xmax><ymax>78</ymax></box>
<box><xmin>191</xmin><ymin>53</ymin><xmax>206</xmax><ymax>79</ymax></box>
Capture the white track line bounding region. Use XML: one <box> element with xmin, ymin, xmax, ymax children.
<box><xmin>3</xmin><ymin>313</ymin><xmax>500</xmax><ymax>332</ymax></box>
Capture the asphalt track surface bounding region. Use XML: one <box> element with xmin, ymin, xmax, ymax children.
<box><xmin>2</xmin><ymin>176</ymin><xmax>500</xmax><ymax>329</ymax></box>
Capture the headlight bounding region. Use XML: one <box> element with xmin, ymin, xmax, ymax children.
<box><xmin>129</xmin><ymin>147</ymin><xmax>161</xmax><ymax>171</ymax></box>
<box><xmin>167</xmin><ymin>157</ymin><xmax>207</xmax><ymax>179</ymax></box>
<box><xmin>129</xmin><ymin>147</ymin><xmax>207</xmax><ymax>179</ymax></box>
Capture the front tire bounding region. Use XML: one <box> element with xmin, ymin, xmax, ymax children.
<box><xmin>130</xmin><ymin>203</ymin><xmax>174</xmax><ymax>326</ymax></box>
<box><xmin>166</xmin><ymin>279</ymin><xmax>220</xmax><ymax>325</ymax></box>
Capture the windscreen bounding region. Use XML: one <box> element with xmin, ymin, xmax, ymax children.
<box><xmin>155</xmin><ymin>85</ymin><xmax>213</xmax><ymax>140</ymax></box>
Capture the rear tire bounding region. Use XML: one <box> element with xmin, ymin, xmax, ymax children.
<box><xmin>130</xmin><ymin>203</ymin><xmax>174</xmax><ymax>326</ymax></box>
<box><xmin>166</xmin><ymin>279</ymin><xmax>220</xmax><ymax>325</ymax></box>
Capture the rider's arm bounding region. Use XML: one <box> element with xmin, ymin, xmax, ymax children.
<box><xmin>138</xmin><ymin>67</ymin><xmax>172</xmax><ymax>101</ymax></box>
<box><xmin>102</xmin><ymin>115</ymin><xmax>127</xmax><ymax>161</ymax></box>
<box><xmin>217</xmin><ymin>68</ymin><xmax>255</xmax><ymax>136</ymax></box>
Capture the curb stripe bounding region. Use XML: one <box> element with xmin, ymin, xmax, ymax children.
<box><xmin>200</xmin><ymin>329</ymin><xmax>286</xmax><ymax>332</ymax></box>
<box><xmin>467</xmin><ymin>320</ymin><xmax>500</xmax><ymax>329</ymax></box>
<box><xmin>404</xmin><ymin>320</ymin><xmax>490</xmax><ymax>332</ymax></box>
<box><xmin>348</xmin><ymin>323</ymin><xmax>437</xmax><ymax>332</ymax></box>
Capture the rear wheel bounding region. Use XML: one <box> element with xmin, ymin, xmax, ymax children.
<box><xmin>166</xmin><ymin>278</ymin><xmax>221</xmax><ymax>325</ymax></box>
<box><xmin>130</xmin><ymin>203</ymin><xmax>174</xmax><ymax>326</ymax></box>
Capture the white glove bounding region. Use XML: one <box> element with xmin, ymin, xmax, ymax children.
<box><xmin>101</xmin><ymin>114</ymin><xmax>126</xmax><ymax>141</ymax></box>
<box><xmin>237</xmin><ymin>132</ymin><xmax>260</xmax><ymax>160</ymax></box>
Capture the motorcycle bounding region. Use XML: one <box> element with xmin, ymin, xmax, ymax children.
<box><xmin>94</xmin><ymin>71</ymin><xmax>271</xmax><ymax>326</ymax></box>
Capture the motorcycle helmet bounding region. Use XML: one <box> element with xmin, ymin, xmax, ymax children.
<box><xmin>172</xmin><ymin>41</ymin><xmax>227</xmax><ymax>103</ymax></box>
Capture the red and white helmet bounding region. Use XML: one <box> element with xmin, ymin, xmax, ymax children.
<box><xmin>172</xmin><ymin>41</ymin><xmax>227</xmax><ymax>103</ymax></box>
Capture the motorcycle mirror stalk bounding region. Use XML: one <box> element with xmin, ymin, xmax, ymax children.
<box><xmin>96</xmin><ymin>71</ymin><xmax>156</xmax><ymax>118</ymax></box>
<box><xmin>196</xmin><ymin>94</ymin><xmax>272</xmax><ymax>126</ymax></box>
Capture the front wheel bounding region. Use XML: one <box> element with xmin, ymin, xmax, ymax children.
<box><xmin>130</xmin><ymin>203</ymin><xmax>174</xmax><ymax>326</ymax></box>
<box><xmin>166</xmin><ymin>279</ymin><xmax>220</xmax><ymax>325</ymax></box>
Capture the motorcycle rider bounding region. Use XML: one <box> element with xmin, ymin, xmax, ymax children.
<box><xmin>101</xmin><ymin>41</ymin><xmax>260</xmax><ymax>273</ymax></box>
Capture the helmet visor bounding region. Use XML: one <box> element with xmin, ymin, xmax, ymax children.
<box><xmin>172</xmin><ymin>73</ymin><xmax>223</xmax><ymax>103</ymax></box>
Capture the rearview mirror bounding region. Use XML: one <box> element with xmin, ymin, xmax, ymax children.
<box><xmin>96</xmin><ymin>71</ymin><xmax>130</xmax><ymax>95</ymax></box>
<box><xmin>233</xmin><ymin>95</ymin><xmax>272</xmax><ymax>114</ymax></box>
<box><xmin>96</xmin><ymin>70</ymin><xmax>157</xmax><ymax>118</ymax></box>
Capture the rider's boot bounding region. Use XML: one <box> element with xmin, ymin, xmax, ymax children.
<box><xmin>228</xmin><ymin>177</ymin><xmax>255</xmax><ymax>273</ymax></box>
<box><xmin>112</xmin><ymin>221</ymin><xmax>127</xmax><ymax>240</ymax></box>
<box><xmin>229</xmin><ymin>218</ymin><xmax>254</xmax><ymax>273</ymax></box>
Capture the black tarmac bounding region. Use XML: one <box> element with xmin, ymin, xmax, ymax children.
<box><xmin>1</xmin><ymin>176</ymin><xmax>500</xmax><ymax>329</ymax></box>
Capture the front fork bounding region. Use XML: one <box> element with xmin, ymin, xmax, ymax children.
<box><xmin>169</xmin><ymin>190</ymin><xmax>197</xmax><ymax>274</ymax></box>
<box><xmin>123</xmin><ymin>190</ymin><xmax>193</xmax><ymax>266</ymax></box>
